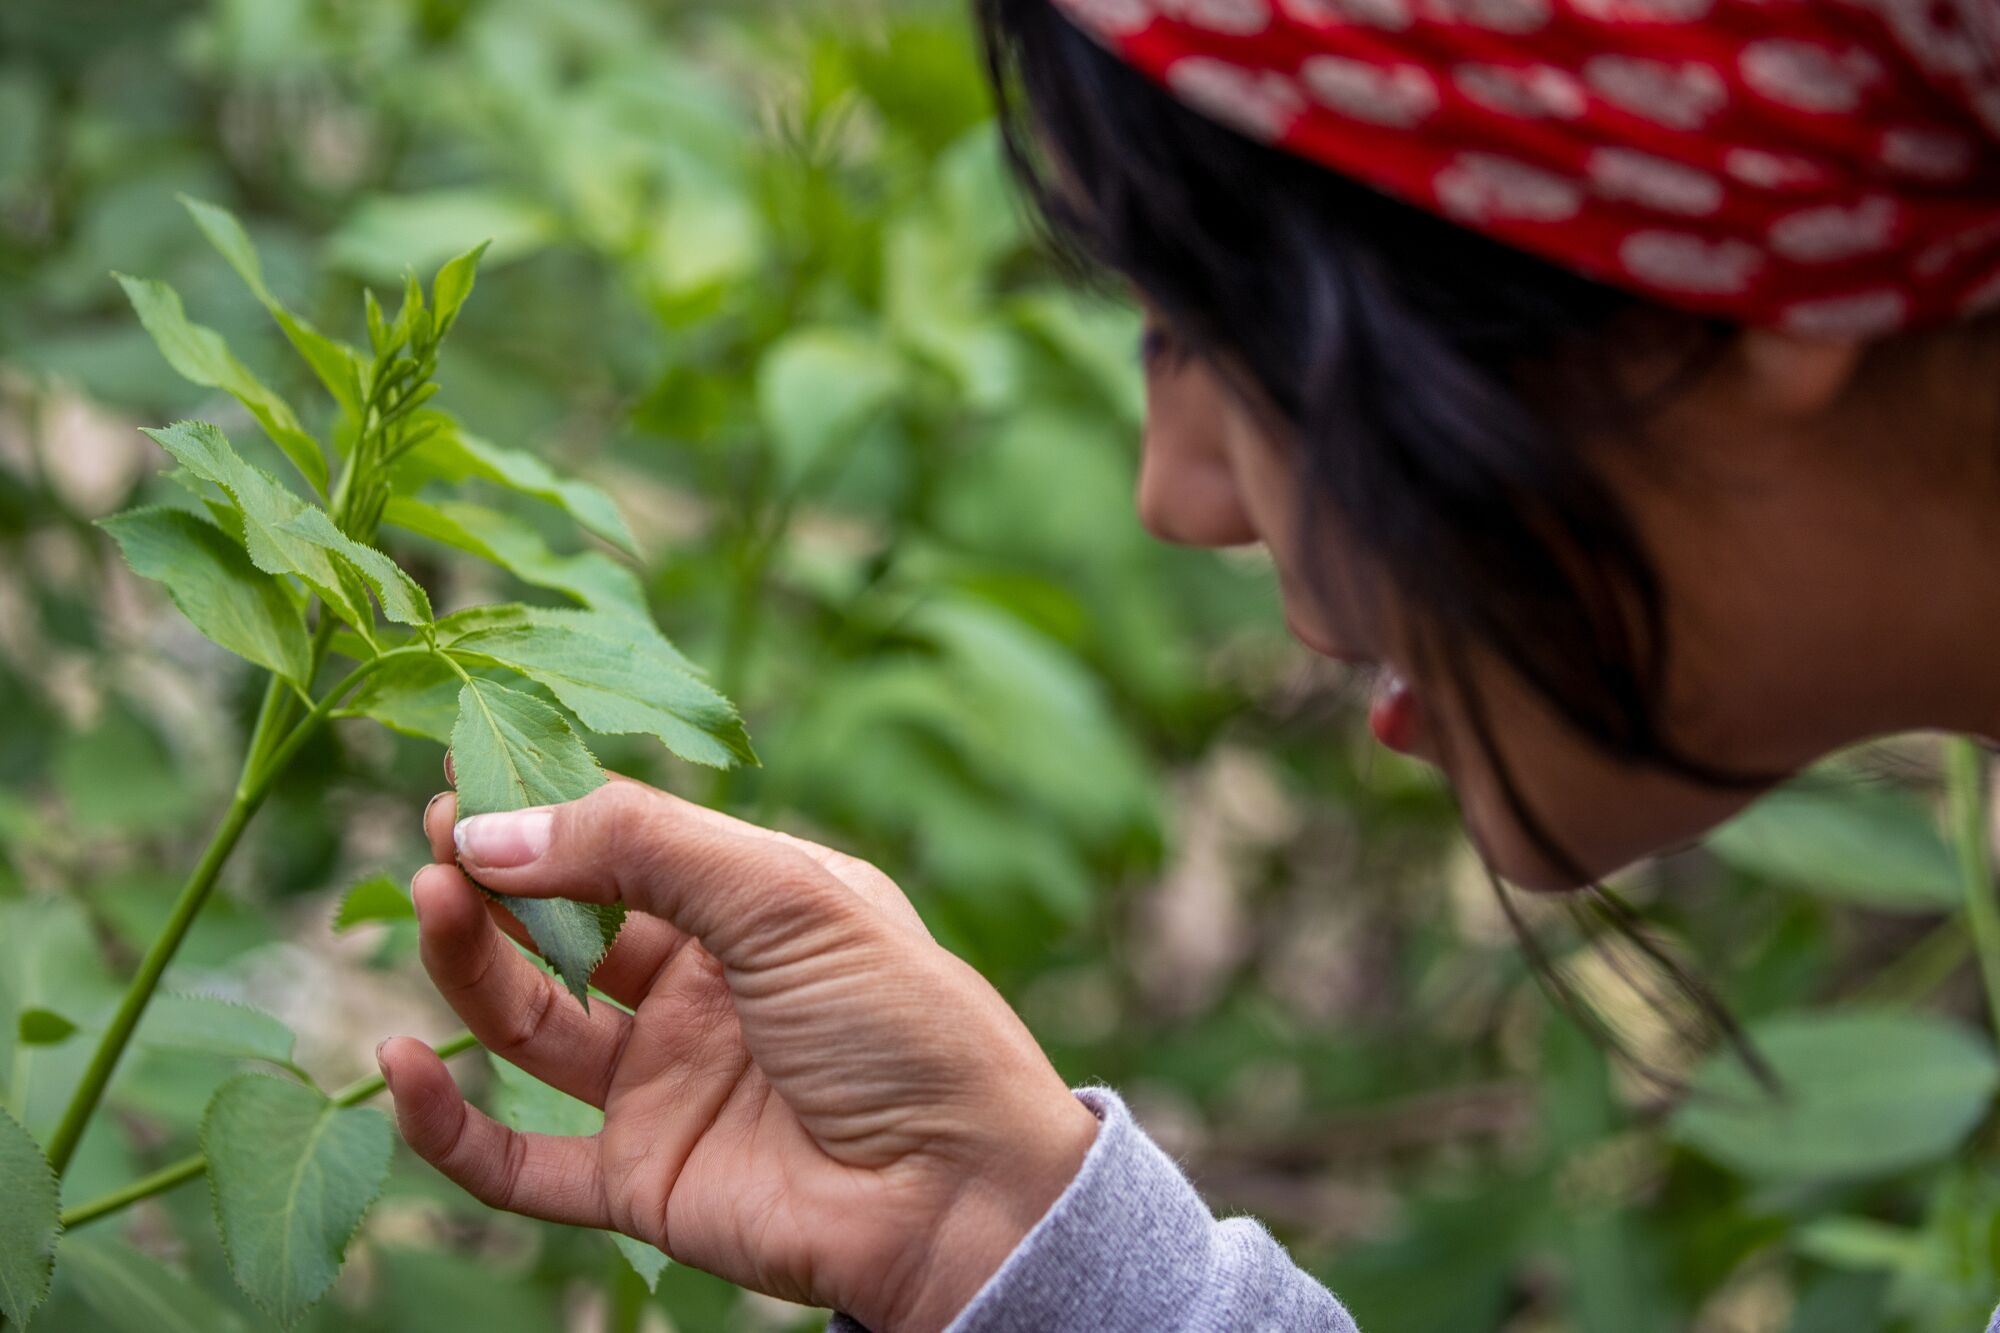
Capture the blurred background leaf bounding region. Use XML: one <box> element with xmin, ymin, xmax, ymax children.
<box><xmin>1</xmin><ymin>1</ymin><xmax>1996</xmax><ymax>1330</ymax></box>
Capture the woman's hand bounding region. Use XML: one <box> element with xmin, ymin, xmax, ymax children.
<box><xmin>377</xmin><ymin>776</ymin><xmax>1099</xmax><ymax>1333</ymax></box>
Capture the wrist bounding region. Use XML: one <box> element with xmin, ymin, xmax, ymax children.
<box><xmin>884</xmin><ymin>1093</ymin><xmax>1101</xmax><ymax>1333</ymax></box>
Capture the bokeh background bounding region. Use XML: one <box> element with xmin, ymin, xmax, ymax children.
<box><xmin>3</xmin><ymin>2</ymin><xmax>1998</xmax><ymax>1330</ymax></box>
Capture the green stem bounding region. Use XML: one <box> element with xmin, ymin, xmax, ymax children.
<box><xmin>58</xmin><ymin>1154</ymin><xmax>209</xmax><ymax>1230</ymax></box>
<box><xmin>1945</xmin><ymin>738</ymin><xmax>2000</xmax><ymax>1040</ymax></box>
<box><xmin>43</xmin><ymin>647</ymin><xmax>419</xmax><ymax>1178</ymax></box>
<box><xmin>42</xmin><ymin>794</ymin><xmax>260</xmax><ymax>1178</ymax></box>
<box><xmin>59</xmin><ymin>1032</ymin><xmax>480</xmax><ymax>1230</ymax></box>
<box><xmin>1850</xmin><ymin>916</ymin><xmax>1973</xmax><ymax>1007</ymax></box>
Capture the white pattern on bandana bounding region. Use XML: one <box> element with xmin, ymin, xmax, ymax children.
<box><xmin>1165</xmin><ymin>58</ymin><xmax>1305</xmax><ymax>138</ymax></box>
<box><xmin>1160</xmin><ymin>0</ymin><xmax>1274</xmax><ymax>32</ymax></box>
<box><xmin>1061</xmin><ymin>0</ymin><xmax>1159</xmax><ymax>34</ymax></box>
<box><xmin>1583</xmin><ymin>55</ymin><xmax>1728</xmax><ymax>130</ymax></box>
<box><xmin>1780</xmin><ymin>289</ymin><xmax>1909</xmax><ymax>336</ymax></box>
<box><xmin>1739</xmin><ymin>40</ymin><xmax>1883</xmax><ymax>114</ymax></box>
<box><xmin>1454</xmin><ymin>63</ymin><xmax>1587</xmax><ymax>118</ymax></box>
<box><xmin>1303</xmin><ymin>56</ymin><xmax>1440</xmax><ymax>125</ymax></box>
<box><xmin>1281</xmin><ymin>0</ymin><xmax>1417</xmax><ymax>27</ymax></box>
<box><xmin>1769</xmin><ymin>196</ymin><xmax>1900</xmax><ymax>262</ymax></box>
<box><xmin>1569</xmin><ymin>0</ymin><xmax>1712</xmax><ymax>22</ymax></box>
<box><xmin>1424</xmin><ymin>0</ymin><xmax>1550</xmax><ymax>33</ymax></box>
<box><xmin>1588</xmin><ymin>148</ymin><xmax>1723</xmax><ymax>215</ymax></box>
<box><xmin>1879</xmin><ymin>127</ymin><xmax>1978</xmax><ymax>181</ymax></box>
<box><xmin>1049</xmin><ymin>0</ymin><xmax>2000</xmax><ymax>331</ymax></box>
<box><xmin>1436</xmin><ymin>152</ymin><xmax>1583</xmax><ymax>220</ymax></box>
<box><xmin>1620</xmin><ymin>231</ymin><xmax>1764</xmax><ymax>293</ymax></box>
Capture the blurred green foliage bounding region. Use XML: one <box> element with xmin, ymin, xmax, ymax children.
<box><xmin>2</xmin><ymin>1</ymin><xmax>1999</xmax><ymax>1330</ymax></box>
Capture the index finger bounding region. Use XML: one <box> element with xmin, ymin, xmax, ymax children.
<box><xmin>430</xmin><ymin>776</ymin><xmax>928</xmax><ymax>940</ymax></box>
<box><xmin>449</xmin><ymin>782</ymin><xmax>877</xmax><ymax>973</ymax></box>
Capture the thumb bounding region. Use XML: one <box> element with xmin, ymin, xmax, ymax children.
<box><xmin>452</xmin><ymin>781</ymin><xmax>873</xmax><ymax>972</ymax></box>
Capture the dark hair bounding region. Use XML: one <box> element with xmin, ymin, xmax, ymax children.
<box><xmin>976</xmin><ymin>0</ymin><xmax>1772</xmax><ymax>1083</ymax></box>
<box><xmin>973</xmin><ymin>0</ymin><xmax>1767</xmax><ymax>840</ymax></box>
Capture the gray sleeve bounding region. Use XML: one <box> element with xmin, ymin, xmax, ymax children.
<box><xmin>828</xmin><ymin>1087</ymin><xmax>1361</xmax><ymax>1333</ymax></box>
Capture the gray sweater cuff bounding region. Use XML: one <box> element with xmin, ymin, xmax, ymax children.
<box><xmin>831</xmin><ymin>1087</ymin><xmax>1357</xmax><ymax>1332</ymax></box>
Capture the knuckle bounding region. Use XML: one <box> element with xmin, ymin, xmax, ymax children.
<box><xmin>490</xmin><ymin>973</ymin><xmax>558</xmax><ymax>1057</ymax></box>
<box><xmin>494</xmin><ymin>1127</ymin><xmax>531</xmax><ymax>1210</ymax></box>
<box><xmin>588</xmin><ymin>781</ymin><xmax>666</xmax><ymax>858</ymax></box>
<box><xmin>752</xmin><ymin>853</ymin><xmax>872</xmax><ymax>949</ymax></box>
<box><xmin>754</xmin><ymin>847</ymin><xmax>840</xmax><ymax>916</ymax></box>
<box><xmin>431</xmin><ymin>923</ymin><xmax>502</xmax><ymax>997</ymax></box>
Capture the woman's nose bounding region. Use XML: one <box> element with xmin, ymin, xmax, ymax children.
<box><xmin>1135</xmin><ymin>438</ymin><xmax>1258</xmax><ymax>547</ymax></box>
<box><xmin>1137</xmin><ymin>352</ymin><xmax>1260</xmax><ymax>548</ymax></box>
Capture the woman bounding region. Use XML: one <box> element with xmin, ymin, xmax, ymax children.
<box><xmin>378</xmin><ymin>1</ymin><xmax>2000</xmax><ymax>1328</ymax></box>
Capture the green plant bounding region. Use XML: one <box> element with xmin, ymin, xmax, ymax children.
<box><xmin>0</xmin><ymin>196</ymin><xmax>750</xmax><ymax>1329</ymax></box>
<box><xmin>7</xmin><ymin>4</ymin><xmax>2000</xmax><ymax>1329</ymax></box>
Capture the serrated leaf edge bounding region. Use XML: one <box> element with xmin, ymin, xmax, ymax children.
<box><xmin>147</xmin><ymin>991</ymin><xmax>297</xmax><ymax>1067</ymax></box>
<box><xmin>199</xmin><ymin>1074</ymin><xmax>391</xmax><ymax>1328</ymax></box>
<box><xmin>0</xmin><ymin>1103</ymin><xmax>61</xmax><ymax>1329</ymax></box>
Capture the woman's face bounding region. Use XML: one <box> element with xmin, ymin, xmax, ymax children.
<box><xmin>1135</xmin><ymin>320</ymin><xmax>1998</xmax><ymax>890</ymax></box>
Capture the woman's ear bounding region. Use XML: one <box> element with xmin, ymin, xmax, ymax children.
<box><xmin>1734</xmin><ymin>328</ymin><xmax>1867</xmax><ymax>418</ymax></box>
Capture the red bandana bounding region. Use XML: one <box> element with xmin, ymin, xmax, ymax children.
<box><xmin>1050</xmin><ymin>0</ymin><xmax>2000</xmax><ymax>334</ymax></box>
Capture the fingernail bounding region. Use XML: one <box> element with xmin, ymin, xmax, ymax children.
<box><xmin>375</xmin><ymin>1040</ymin><xmax>394</xmax><ymax>1089</ymax></box>
<box><xmin>454</xmin><ymin>810</ymin><xmax>553</xmax><ymax>868</ymax></box>
<box><xmin>443</xmin><ymin>750</ymin><xmax>456</xmax><ymax>785</ymax></box>
<box><xmin>409</xmin><ymin>870</ymin><xmax>427</xmax><ymax>925</ymax></box>
<box><xmin>423</xmin><ymin>792</ymin><xmax>444</xmax><ymax>825</ymax></box>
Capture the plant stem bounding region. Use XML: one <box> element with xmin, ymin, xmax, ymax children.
<box><xmin>59</xmin><ymin>1032</ymin><xmax>480</xmax><ymax>1230</ymax></box>
<box><xmin>42</xmin><ymin>648</ymin><xmax>419</xmax><ymax>1178</ymax></box>
<box><xmin>58</xmin><ymin>1153</ymin><xmax>209</xmax><ymax>1230</ymax></box>
<box><xmin>42</xmin><ymin>792</ymin><xmax>261</xmax><ymax>1178</ymax></box>
<box><xmin>1945</xmin><ymin>738</ymin><xmax>2000</xmax><ymax>1040</ymax></box>
<box><xmin>1850</xmin><ymin>917</ymin><xmax>1973</xmax><ymax>1007</ymax></box>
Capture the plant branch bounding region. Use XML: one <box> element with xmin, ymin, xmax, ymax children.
<box><xmin>1849</xmin><ymin>917</ymin><xmax>1973</xmax><ymax>1008</ymax></box>
<box><xmin>59</xmin><ymin>1032</ymin><xmax>480</xmax><ymax>1230</ymax></box>
<box><xmin>43</xmin><ymin>792</ymin><xmax>260</xmax><ymax>1178</ymax></box>
<box><xmin>43</xmin><ymin>646</ymin><xmax>421</xmax><ymax>1178</ymax></box>
<box><xmin>1945</xmin><ymin>738</ymin><xmax>2000</xmax><ymax>1040</ymax></box>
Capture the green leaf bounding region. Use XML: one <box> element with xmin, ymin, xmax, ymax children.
<box><xmin>61</xmin><ymin>1234</ymin><xmax>250</xmax><ymax>1333</ymax></box>
<box><xmin>450</xmin><ymin>677</ymin><xmax>619</xmax><ymax>1001</ymax></box>
<box><xmin>383</xmin><ymin>497</ymin><xmax>648</xmax><ymax>619</ymax></box>
<box><xmin>756</xmin><ymin>327</ymin><xmax>905</xmax><ymax>483</ymax></box>
<box><xmin>610</xmin><ymin>1232</ymin><xmax>673</xmax><ymax>1295</ymax></box>
<box><xmin>333</xmin><ymin>875</ymin><xmax>417</xmax><ymax>932</ymax></box>
<box><xmin>392</xmin><ymin>271</ymin><xmax>425</xmax><ymax>350</ymax></box>
<box><xmin>1672</xmin><ymin>1009</ymin><xmax>2000</xmax><ymax>1182</ymax></box>
<box><xmin>54</xmin><ymin>701</ymin><xmax>203</xmax><ymax>834</ymax></box>
<box><xmin>115</xmin><ymin>274</ymin><xmax>328</xmax><ymax>494</ymax></box>
<box><xmin>436</xmin><ymin>604</ymin><xmax>701</xmax><ymax>677</ymax></box>
<box><xmin>327</xmin><ymin>188</ymin><xmax>555</xmax><ymax>282</ymax></box>
<box><xmin>431</xmin><ymin>241</ymin><xmax>490</xmax><ymax>336</ymax></box>
<box><xmin>451</xmin><ymin>621</ymin><xmax>752</xmax><ymax>769</ymax></box>
<box><xmin>1707</xmin><ymin>779</ymin><xmax>1962</xmax><ymax>912</ymax></box>
<box><xmin>99</xmin><ymin>507</ymin><xmax>313</xmax><ymax>686</ymax></box>
<box><xmin>279</xmin><ymin>507</ymin><xmax>433</xmax><ymax>626</ymax></box>
<box><xmin>451</xmin><ymin>676</ymin><xmax>607</xmax><ymax>815</ymax></box>
<box><xmin>141</xmin><ymin>421</ymin><xmax>374</xmax><ymax>634</ymax></box>
<box><xmin>179</xmin><ymin>195</ymin><xmax>365</xmax><ymax>420</ymax></box>
<box><xmin>16</xmin><ymin>1008</ymin><xmax>76</xmax><ymax>1047</ymax></box>
<box><xmin>202</xmin><ymin>1074</ymin><xmax>392</xmax><ymax>1328</ymax></box>
<box><xmin>336</xmin><ymin>651</ymin><xmax>461</xmax><ymax>743</ymax></box>
<box><xmin>1795</xmin><ymin>1217</ymin><xmax>1929</xmax><ymax>1274</ymax></box>
<box><xmin>365</xmin><ymin>289</ymin><xmax>389</xmax><ymax>357</ymax></box>
<box><xmin>397</xmin><ymin>428</ymin><xmax>638</xmax><ymax>555</ymax></box>
<box><xmin>489</xmin><ymin>891</ymin><xmax>623</xmax><ymax>1009</ymax></box>
<box><xmin>140</xmin><ymin>992</ymin><xmax>296</xmax><ymax>1069</ymax></box>
<box><xmin>0</xmin><ymin>1105</ymin><xmax>58</xmax><ymax>1327</ymax></box>
<box><xmin>487</xmin><ymin>1060</ymin><xmax>668</xmax><ymax>1290</ymax></box>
